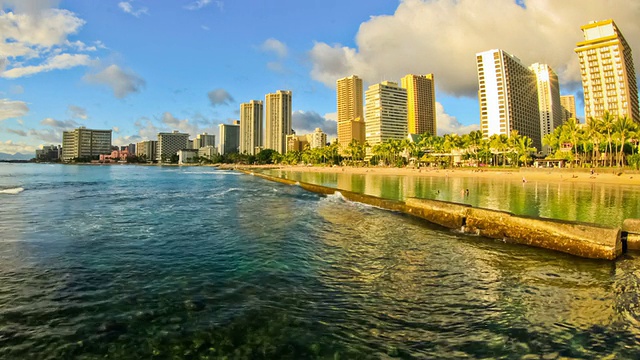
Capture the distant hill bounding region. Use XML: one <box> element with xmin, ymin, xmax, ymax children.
<box><xmin>0</xmin><ymin>152</ymin><xmax>33</xmax><ymax>161</ymax></box>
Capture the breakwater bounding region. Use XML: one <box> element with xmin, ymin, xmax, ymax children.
<box><xmin>244</xmin><ymin>170</ymin><xmax>627</xmax><ymax>260</ymax></box>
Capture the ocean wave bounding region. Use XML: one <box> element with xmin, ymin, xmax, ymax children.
<box><xmin>207</xmin><ymin>188</ymin><xmax>242</xmax><ymax>198</ymax></box>
<box><xmin>0</xmin><ymin>187</ymin><xmax>24</xmax><ymax>195</ymax></box>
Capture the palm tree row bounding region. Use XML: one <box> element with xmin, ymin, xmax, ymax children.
<box><xmin>543</xmin><ymin>112</ymin><xmax>639</xmax><ymax>168</ymax></box>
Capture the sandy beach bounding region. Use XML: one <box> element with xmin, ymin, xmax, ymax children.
<box><xmin>220</xmin><ymin>164</ymin><xmax>640</xmax><ymax>186</ymax></box>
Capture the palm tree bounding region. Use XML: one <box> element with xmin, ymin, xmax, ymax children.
<box><xmin>613</xmin><ymin>115</ymin><xmax>637</xmax><ymax>167</ymax></box>
<box><xmin>600</xmin><ymin>111</ymin><xmax>616</xmax><ymax>167</ymax></box>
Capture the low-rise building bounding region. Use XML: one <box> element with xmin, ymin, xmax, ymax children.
<box><xmin>178</xmin><ymin>149</ymin><xmax>199</xmax><ymax>164</ymax></box>
<box><xmin>198</xmin><ymin>146</ymin><xmax>218</xmax><ymax>161</ymax></box>
<box><xmin>35</xmin><ymin>145</ymin><xmax>62</xmax><ymax>162</ymax></box>
<box><xmin>136</xmin><ymin>140</ymin><xmax>157</xmax><ymax>162</ymax></box>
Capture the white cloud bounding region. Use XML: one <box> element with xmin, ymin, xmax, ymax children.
<box><xmin>0</xmin><ymin>8</ymin><xmax>85</xmax><ymax>49</ymax></box>
<box><xmin>6</xmin><ymin>128</ymin><xmax>27</xmax><ymax>136</ymax></box>
<box><xmin>2</xmin><ymin>53</ymin><xmax>92</xmax><ymax>78</ymax></box>
<box><xmin>207</xmin><ymin>88</ymin><xmax>234</xmax><ymax>106</ymax></box>
<box><xmin>0</xmin><ymin>140</ymin><xmax>36</xmax><ymax>154</ymax></box>
<box><xmin>260</xmin><ymin>38</ymin><xmax>288</xmax><ymax>58</ymax></box>
<box><xmin>40</xmin><ymin>117</ymin><xmax>79</xmax><ymax>129</ymax></box>
<box><xmin>324</xmin><ymin>112</ymin><xmax>337</xmax><ymax>122</ymax></box>
<box><xmin>185</xmin><ymin>0</ymin><xmax>211</xmax><ymax>10</ymax></box>
<box><xmin>436</xmin><ymin>102</ymin><xmax>479</xmax><ymax>136</ymax></box>
<box><xmin>112</xmin><ymin>126</ymin><xmax>120</xmax><ymax>133</ymax></box>
<box><xmin>292</xmin><ymin>110</ymin><xmax>337</xmax><ymax>136</ymax></box>
<box><xmin>83</xmin><ymin>64</ymin><xmax>146</xmax><ymax>99</ymax></box>
<box><xmin>201</xmin><ymin>25</ymin><xmax>210</xmax><ymax>31</ymax></box>
<box><xmin>133</xmin><ymin>118</ymin><xmax>159</xmax><ymax>141</ymax></box>
<box><xmin>0</xmin><ymin>99</ymin><xmax>29</xmax><ymax>121</ymax></box>
<box><xmin>67</xmin><ymin>104</ymin><xmax>87</xmax><ymax>119</ymax></box>
<box><xmin>309</xmin><ymin>0</ymin><xmax>640</xmax><ymax>97</ymax></box>
<box><xmin>29</xmin><ymin>128</ymin><xmax>61</xmax><ymax>143</ymax></box>
<box><xmin>118</xmin><ymin>1</ymin><xmax>148</xmax><ymax>17</ymax></box>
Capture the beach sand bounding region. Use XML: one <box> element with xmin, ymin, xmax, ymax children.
<box><xmin>219</xmin><ymin>164</ymin><xmax>640</xmax><ymax>186</ymax></box>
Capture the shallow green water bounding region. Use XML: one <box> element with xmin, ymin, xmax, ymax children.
<box><xmin>267</xmin><ymin>170</ymin><xmax>640</xmax><ymax>227</ymax></box>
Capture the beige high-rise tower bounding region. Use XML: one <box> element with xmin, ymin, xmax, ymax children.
<box><xmin>476</xmin><ymin>49</ymin><xmax>541</xmax><ymax>150</ymax></box>
<box><xmin>400</xmin><ymin>74</ymin><xmax>436</xmax><ymax>136</ymax></box>
<box><xmin>337</xmin><ymin>75</ymin><xmax>365</xmax><ymax>148</ymax></box>
<box><xmin>239</xmin><ymin>100</ymin><xmax>263</xmax><ymax>155</ymax></box>
<box><xmin>575</xmin><ymin>19</ymin><xmax>639</xmax><ymax>123</ymax></box>
<box><xmin>265</xmin><ymin>90</ymin><xmax>292</xmax><ymax>154</ymax></box>
<box><xmin>365</xmin><ymin>81</ymin><xmax>407</xmax><ymax>147</ymax></box>
<box><xmin>560</xmin><ymin>95</ymin><xmax>577</xmax><ymax>122</ymax></box>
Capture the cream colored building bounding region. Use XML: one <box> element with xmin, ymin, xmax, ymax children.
<box><xmin>309</xmin><ymin>128</ymin><xmax>327</xmax><ymax>149</ymax></box>
<box><xmin>476</xmin><ymin>49</ymin><xmax>541</xmax><ymax>150</ymax></box>
<box><xmin>365</xmin><ymin>81</ymin><xmax>408</xmax><ymax>147</ymax></box>
<box><xmin>560</xmin><ymin>95</ymin><xmax>577</xmax><ymax>121</ymax></box>
<box><xmin>239</xmin><ymin>100</ymin><xmax>263</xmax><ymax>155</ymax></box>
<box><xmin>265</xmin><ymin>90</ymin><xmax>292</xmax><ymax>154</ymax></box>
<box><xmin>136</xmin><ymin>140</ymin><xmax>157</xmax><ymax>162</ymax></box>
<box><xmin>530</xmin><ymin>63</ymin><xmax>562</xmax><ymax>154</ymax></box>
<box><xmin>337</xmin><ymin>75</ymin><xmax>365</xmax><ymax>147</ymax></box>
<box><xmin>286</xmin><ymin>134</ymin><xmax>309</xmax><ymax>152</ymax></box>
<box><xmin>156</xmin><ymin>130</ymin><xmax>190</xmax><ymax>162</ymax></box>
<box><xmin>400</xmin><ymin>74</ymin><xmax>436</xmax><ymax>136</ymax></box>
<box><xmin>193</xmin><ymin>133</ymin><xmax>215</xmax><ymax>149</ymax></box>
<box><xmin>62</xmin><ymin>127</ymin><xmax>112</xmax><ymax>161</ymax></box>
<box><xmin>575</xmin><ymin>19</ymin><xmax>639</xmax><ymax>123</ymax></box>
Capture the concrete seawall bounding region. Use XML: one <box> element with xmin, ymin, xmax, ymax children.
<box><xmin>242</xmin><ymin>170</ymin><xmax>624</xmax><ymax>260</ymax></box>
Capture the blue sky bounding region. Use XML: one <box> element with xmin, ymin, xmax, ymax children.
<box><xmin>1</xmin><ymin>0</ymin><xmax>638</xmax><ymax>154</ymax></box>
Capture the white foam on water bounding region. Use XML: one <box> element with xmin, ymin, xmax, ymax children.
<box><xmin>207</xmin><ymin>188</ymin><xmax>242</xmax><ymax>198</ymax></box>
<box><xmin>0</xmin><ymin>187</ymin><xmax>24</xmax><ymax>195</ymax></box>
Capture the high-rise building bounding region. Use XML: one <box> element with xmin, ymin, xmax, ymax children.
<box><xmin>575</xmin><ymin>19</ymin><xmax>639</xmax><ymax>123</ymax></box>
<box><xmin>365</xmin><ymin>81</ymin><xmax>408</xmax><ymax>148</ymax></box>
<box><xmin>308</xmin><ymin>128</ymin><xmax>327</xmax><ymax>149</ymax></box>
<box><xmin>219</xmin><ymin>121</ymin><xmax>240</xmax><ymax>155</ymax></box>
<box><xmin>476</xmin><ymin>49</ymin><xmax>541</xmax><ymax>150</ymax></box>
<box><xmin>530</xmin><ymin>63</ymin><xmax>562</xmax><ymax>153</ymax></box>
<box><xmin>401</xmin><ymin>74</ymin><xmax>437</xmax><ymax>136</ymax></box>
<box><xmin>136</xmin><ymin>140</ymin><xmax>157</xmax><ymax>162</ymax></box>
<box><xmin>239</xmin><ymin>100</ymin><xmax>263</xmax><ymax>155</ymax></box>
<box><xmin>61</xmin><ymin>127</ymin><xmax>112</xmax><ymax>161</ymax></box>
<box><xmin>560</xmin><ymin>95</ymin><xmax>577</xmax><ymax>122</ymax></box>
<box><xmin>156</xmin><ymin>130</ymin><xmax>190</xmax><ymax>162</ymax></box>
<box><xmin>193</xmin><ymin>133</ymin><xmax>215</xmax><ymax>149</ymax></box>
<box><xmin>337</xmin><ymin>75</ymin><xmax>366</xmax><ymax>147</ymax></box>
<box><xmin>265</xmin><ymin>90</ymin><xmax>292</xmax><ymax>154</ymax></box>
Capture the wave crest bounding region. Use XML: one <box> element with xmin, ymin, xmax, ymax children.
<box><xmin>0</xmin><ymin>187</ymin><xmax>24</xmax><ymax>195</ymax></box>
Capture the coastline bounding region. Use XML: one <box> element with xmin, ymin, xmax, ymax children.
<box><xmin>220</xmin><ymin>164</ymin><xmax>640</xmax><ymax>187</ymax></box>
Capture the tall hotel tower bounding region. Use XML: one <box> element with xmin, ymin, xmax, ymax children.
<box><xmin>530</xmin><ymin>63</ymin><xmax>562</xmax><ymax>153</ymax></box>
<box><xmin>476</xmin><ymin>49</ymin><xmax>541</xmax><ymax>150</ymax></box>
<box><xmin>365</xmin><ymin>81</ymin><xmax>408</xmax><ymax>147</ymax></box>
<box><xmin>265</xmin><ymin>90</ymin><xmax>292</xmax><ymax>154</ymax></box>
<box><xmin>575</xmin><ymin>19</ymin><xmax>639</xmax><ymax>123</ymax></box>
<box><xmin>239</xmin><ymin>100</ymin><xmax>263</xmax><ymax>155</ymax></box>
<box><xmin>560</xmin><ymin>95</ymin><xmax>577</xmax><ymax>121</ymax></box>
<box><xmin>337</xmin><ymin>75</ymin><xmax>365</xmax><ymax>148</ymax></box>
<box><xmin>400</xmin><ymin>74</ymin><xmax>437</xmax><ymax>136</ymax></box>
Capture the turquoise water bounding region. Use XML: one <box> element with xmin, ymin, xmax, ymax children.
<box><xmin>267</xmin><ymin>170</ymin><xmax>640</xmax><ymax>227</ymax></box>
<box><xmin>1</xmin><ymin>163</ymin><xmax>640</xmax><ymax>359</ymax></box>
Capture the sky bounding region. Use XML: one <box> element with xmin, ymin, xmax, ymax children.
<box><xmin>1</xmin><ymin>0</ymin><xmax>639</xmax><ymax>155</ymax></box>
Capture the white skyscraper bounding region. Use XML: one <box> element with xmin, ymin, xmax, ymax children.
<box><xmin>530</xmin><ymin>63</ymin><xmax>562</xmax><ymax>154</ymax></box>
<box><xmin>365</xmin><ymin>81</ymin><xmax>407</xmax><ymax>147</ymax></box>
<box><xmin>476</xmin><ymin>49</ymin><xmax>541</xmax><ymax>150</ymax></box>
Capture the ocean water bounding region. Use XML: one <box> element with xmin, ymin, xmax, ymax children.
<box><xmin>267</xmin><ymin>169</ymin><xmax>640</xmax><ymax>227</ymax></box>
<box><xmin>1</xmin><ymin>163</ymin><xmax>640</xmax><ymax>359</ymax></box>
